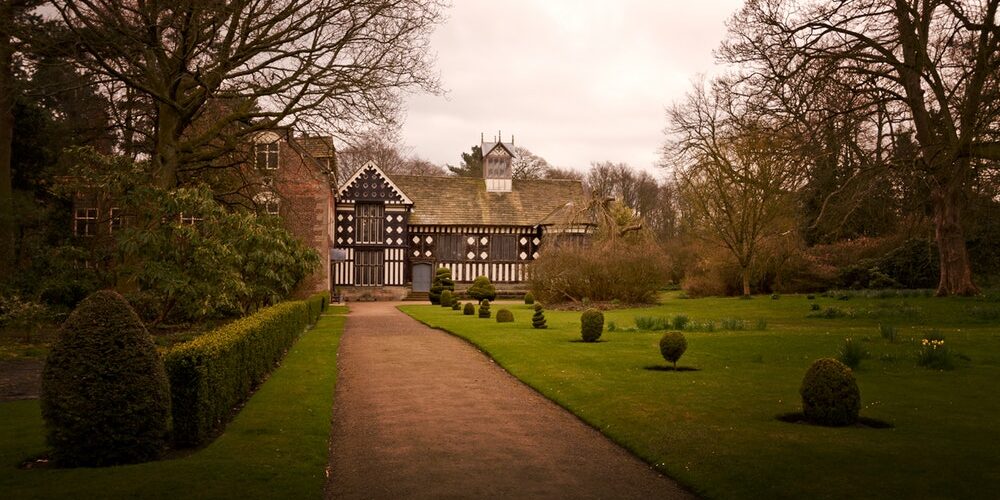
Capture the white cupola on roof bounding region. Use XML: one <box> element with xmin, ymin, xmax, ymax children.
<box><xmin>481</xmin><ymin>131</ymin><xmax>515</xmax><ymax>193</ymax></box>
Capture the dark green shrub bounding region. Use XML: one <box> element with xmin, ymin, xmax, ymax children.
<box><xmin>532</xmin><ymin>304</ymin><xmax>547</xmax><ymax>329</ymax></box>
<box><xmin>468</xmin><ymin>276</ymin><xmax>497</xmax><ymax>302</ymax></box>
<box><xmin>524</xmin><ymin>292</ymin><xmax>535</xmax><ymax>305</ymax></box>
<box><xmin>581</xmin><ymin>309</ymin><xmax>604</xmax><ymax>342</ymax></box>
<box><xmin>41</xmin><ymin>290</ymin><xmax>171</xmax><ymax>466</ymax></box>
<box><xmin>672</xmin><ymin>315</ymin><xmax>689</xmax><ymax>330</ymax></box>
<box><xmin>306</xmin><ymin>291</ymin><xmax>328</xmax><ymax>324</ymax></box>
<box><xmin>771</xmin><ymin>293</ymin><xmax>780</xmax><ymax>300</ymax></box>
<box><xmin>800</xmin><ymin>358</ymin><xmax>861</xmax><ymax>426</ymax></box>
<box><xmin>478</xmin><ymin>299</ymin><xmax>491</xmax><ymax>319</ymax></box>
<box><xmin>429</xmin><ymin>267</ymin><xmax>455</xmax><ymax>305</ymax></box>
<box><xmin>496</xmin><ymin>309</ymin><xmax>514</xmax><ymax>323</ymax></box>
<box><xmin>463</xmin><ymin>302</ymin><xmax>475</xmax><ymax>315</ymax></box>
<box><xmin>837</xmin><ymin>338</ymin><xmax>868</xmax><ymax>369</ymax></box>
<box><xmin>451</xmin><ymin>302</ymin><xmax>460</xmax><ymax>310</ymax></box>
<box><xmin>811</xmin><ymin>303</ymin><xmax>821</xmax><ymax>311</ymax></box>
<box><xmin>659</xmin><ymin>331</ymin><xmax>687</xmax><ymax>368</ymax></box>
<box><xmin>165</xmin><ymin>299</ymin><xmax>311</xmax><ymax>447</ymax></box>
<box><xmin>807</xmin><ymin>294</ymin><xmax>816</xmax><ymax>300</ymax></box>
<box><xmin>440</xmin><ymin>290</ymin><xmax>454</xmax><ymax>308</ymax></box>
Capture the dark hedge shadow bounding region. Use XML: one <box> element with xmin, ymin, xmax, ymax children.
<box><xmin>643</xmin><ymin>365</ymin><xmax>700</xmax><ymax>372</ymax></box>
<box><xmin>775</xmin><ymin>412</ymin><xmax>893</xmax><ymax>429</ymax></box>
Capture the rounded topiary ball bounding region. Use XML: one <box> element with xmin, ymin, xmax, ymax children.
<box><xmin>659</xmin><ymin>331</ymin><xmax>687</xmax><ymax>368</ymax></box>
<box><xmin>463</xmin><ymin>302</ymin><xmax>475</xmax><ymax>315</ymax></box>
<box><xmin>532</xmin><ymin>304</ymin><xmax>547</xmax><ymax>329</ymax></box>
<box><xmin>496</xmin><ymin>309</ymin><xmax>514</xmax><ymax>323</ymax></box>
<box><xmin>580</xmin><ymin>308</ymin><xmax>604</xmax><ymax>342</ymax></box>
<box><xmin>41</xmin><ymin>290</ymin><xmax>171</xmax><ymax>467</ymax></box>
<box><xmin>800</xmin><ymin>358</ymin><xmax>861</xmax><ymax>426</ymax></box>
<box><xmin>524</xmin><ymin>292</ymin><xmax>535</xmax><ymax>305</ymax></box>
<box><xmin>451</xmin><ymin>301</ymin><xmax>460</xmax><ymax>311</ymax></box>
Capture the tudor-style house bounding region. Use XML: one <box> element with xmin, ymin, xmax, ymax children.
<box><xmin>332</xmin><ymin>136</ymin><xmax>594</xmax><ymax>298</ymax></box>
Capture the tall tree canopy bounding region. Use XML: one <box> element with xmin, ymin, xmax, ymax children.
<box><xmin>719</xmin><ymin>0</ymin><xmax>1000</xmax><ymax>295</ymax></box>
<box><xmin>53</xmin><ymin>0</ymin><xmax>444</xmax><ymax>188</ymax></box>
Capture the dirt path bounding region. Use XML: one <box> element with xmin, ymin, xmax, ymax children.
<box><xmin>324</xmin><ymin>301</ymin><xmax>694</xmax><ymax>499</ymax></box>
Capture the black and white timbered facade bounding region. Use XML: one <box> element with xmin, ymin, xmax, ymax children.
<box><xmin>332</xmin><ymin>139</ymin><xmax>594</xmax><ymax>294</ymax></box>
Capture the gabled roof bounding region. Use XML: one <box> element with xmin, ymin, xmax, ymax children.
<box><xmin>336</xmin><ymin>161</ymin><xmax>413</xmax><ymax>205</ymax></box>
<box><xmin>295</xmin><ymin>135</ymin><xmax>334</xmax><ymax>158</ymax></box>
<box><xmin>389</xmin><ymin>174</ymin><xmax>593</xmax><ymax>226</ymax></box>
<box><xmin>481</xmin><ymin>141</ymin><xmax>516</xmax><ymax>158</ymax></box>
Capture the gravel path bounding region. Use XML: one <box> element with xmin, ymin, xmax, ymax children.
<box><xmin>324</xmin><ymin>301</ymin><xmax>694</xmax><ymax>499</ymax></box>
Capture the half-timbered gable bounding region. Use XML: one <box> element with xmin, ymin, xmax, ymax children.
<box><xmin>331</xmin><ymin>140</ymin><xmax>595</xmax><ymax>298</ymax></box>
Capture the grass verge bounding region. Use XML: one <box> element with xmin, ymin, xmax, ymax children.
<box><xmin>0</xmin><ymin>308</ymin><xmax>346</xmax><ymax>500</ymax></box>
<box><xmin>402</xmin><ymin>294</ymin><xmax>1000</xmax><ymax>500</ymax></box>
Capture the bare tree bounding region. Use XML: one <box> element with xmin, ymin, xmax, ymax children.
<box><xmin>53</xmin><ymin>0</ymin><xmax>443</xmax><ymax>189</ymax></box>
<box><xmin>511</xmin><ymin>146</ymin><xmax>549</xmax><ymax>180</ymax></box>
<box><xmin>334</xmin><ymin>130</ymin><xmax>444</xmax><ymax>186</ymax></box>
<box><xmin>721</xmin><ymin>0</ymin><xmax>1000</xmax><ymax>295</ymax></box>
<box><xmin>667</xmin><ymin>82</ymin><xmax>805</xmax><ymax>296</ymax></box>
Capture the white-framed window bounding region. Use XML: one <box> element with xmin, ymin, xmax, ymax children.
<box><xmin>253</xmin><ymin>142</ymin><xmax>279</xmax><ymax>170</ymax></box>
<box><xmin>179</xmin><ymin>213</ymin><xmax>203</xmax><ymax>225</ymax></box>
<box><xmin>74</xmin><ymin>207</ymin><xmax>98</xmax><ymax>236</ymax></box>
<box><xmin>355</xmin><ymin>203</ymin><xmax>384</xmax><ymax>244</ymax></box>
<box><xmin>109</xmin><ymin>207</ymin><xmax>123</xmax><ymax>234</ymax></box>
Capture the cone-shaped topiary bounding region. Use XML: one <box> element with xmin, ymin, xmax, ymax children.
<box><xmin>440</xmin><ymin>289</ymin><xmax>454</xmax><ymax>308</ymax></box>
<box><xmin>452</xmin><ymin>301</ymin><xmax>461</xmax><ymax>310</ymax></box>
<box><xmin>463</xmin><ymin>302</ymin><xmax>475</xmax><ymax>315</ymax></box>
<box><xmin>581</xmin><ymin>308</ymin><xmax>604</xmax><ymax>342</ymax></box>
<box><xmin>659</xmin><ymin>331</ymin><xmax>687</xmax><ymax>369</ymax></box>
<box><xmin>429</xmin><ymin>267</ymin><xmax>455</xmax><ymax>305</ymax></box>
<box><xmin>524</xmin><ymin>292</ymin><xmax>535</xmax><ymax>305</ymax></box>
<box><xmin>467</xmin><ymin>275</ymin><xmax>497</xmax><ymax>302</ymax></box>
<box><xmin>496</xmin><ymin>309</ymin><xmax>514</xmax><ymax>322</ymax></box>
<box><xmin>478</xmin><ymin>299</ymin><xmax>491</xmax><ymax>318</ymax></box>
<box><xmin>41</xmin><ymin>290</ymin><xmax>171</xmax><ymax>467</ymax></box>
<box><xmin>532</xmin><ymin>303</ymin><xmax>547</xmax><ymax>329</ymax></box>
<box><xmin>800</xmin><ymin>358</ymin><xmax>861</xmax><ymax>426</ymax></box>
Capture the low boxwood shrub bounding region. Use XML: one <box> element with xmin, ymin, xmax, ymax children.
<box><xmin>800</xmin><ymin>358</ymin><xmax>861</xmax><ymax>426</ymax></box>
<box><xmin>581</xmin><ymin>309</ymin><xmax>604</xmax><ymax>342</ymax></box>
<box><xmin>164</xmin><ymin>294</ymin><xmax>324</xmax><ymax>447</ymax></box>
<box><xmin>41</xmin><ymin>290</ymin><xmax>171</xmax><ymax>467</ymax></box>
<box><xmin>429</xmin><ymin>267</ymin><xmax>455</xmax><ymax>305</ymax></box>
<box><xmin>306</xmin><ymin>291</ymin><xmax>329</xmax><ymax>323</ymax></box>
<box><xmin>451</xmin><ymin>301</ymin><xmax>460</xmax><ymax>311</ymax></box>
<box><xmin>659</xmin><ymin>331</ymin><xmax>687</xmax><ymax>369</ymax></box>
<box><xmin>532</xmin><ymin>304</ymin><xmax>547</xmax><ymax>329</ymax></box>
<box><xmin>478</xmin><ymin>299</ymin><xmax>491</xmax><ymax>319</ymax></box>
<box><xmin>440</xmin><ymin>290</ymin><xmax>454</xmax><ymax>308</ymax></box>
<box><xmin>496</xmin><ymin>309</ymin><xmax>514</xmax><ymax>323</ymax></box>
<box><xmin>463</xmin><ymin>302</ymin><xmax>475</xmax><ymax>315</ymax></box>
<box><xmin>524</xmin><ymin>292</ymin><xmax>535</xmax><ymax>305</ymax></box>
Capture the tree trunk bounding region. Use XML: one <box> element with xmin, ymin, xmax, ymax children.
<box><xmin>931</xmin><ymin>184</ymin><xmax>979</xmax><ymax>296</ymax></box>
<box><xmin>0</xmin><ymin>9</ymin><xmax>15</xmax><ymax>279</ymax></box>
<box><xmin>741</xmin><ymin>266</ymin><xmax>751</xmax><ymax>297</ymax></box>
<box><xmin>153</xmin><ymin>103</ymin><xmax>181</xmax><ymax>189</ymax></box>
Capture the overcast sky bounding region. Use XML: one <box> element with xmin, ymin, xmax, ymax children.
<box><xmin>399</xmin><ymin>0</ymin><xmax>745</xmax><ymax>176</ymax></box>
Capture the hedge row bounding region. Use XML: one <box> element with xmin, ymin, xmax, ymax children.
<box><xmin>165</xmin><ymin>292</ymin><xmax>328</xmax><ymax>447</ymax></box>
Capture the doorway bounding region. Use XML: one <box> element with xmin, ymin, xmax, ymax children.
<box><xmin>412</xmin><ymin>263</ymin><xmax>432</xmax><ymax>292</ymax></box>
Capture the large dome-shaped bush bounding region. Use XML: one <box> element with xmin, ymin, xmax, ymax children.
<box><xmin>41</xmin><ymin>290</ymin><xmax>171</xmax><ymax>466</ymax></box>
<box><xmin>800</xmin><ymin>358</ymin><xmax>861</xmax><ymax>426</ymax></box>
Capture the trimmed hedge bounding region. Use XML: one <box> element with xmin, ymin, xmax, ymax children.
<box><xmin>659</xmin><ymin>331</ymin><xmax>687</xmax><ymax>369</ymax></box>
<box><xmin>478</xmin><ymin>299</ymin><xmax>491</xmax><ymax>319</ymax></box>
<box><xmin>800</xmin><ymin>358</ymin><xmax>861</xmax><ymax>426</ymax></box>
<box><xmin>463</xmin><ymin>303</ymin><xmax>475</xmax><ymax>315</ymax></box>
<box><xmin>532</xmin><ymin>303</ymin><xmax>547</xmax><ymax>329</ymax></box>
<box><xmin>165</xmin><ymin>292</ymin><xmax>326</xmax><ymax>447</ymax></box>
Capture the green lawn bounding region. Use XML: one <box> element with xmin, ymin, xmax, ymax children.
<box><xmin>402</xmin><ymin>294</ymin><xmax>1000</xmax><ymax>500</ymax></box>
<box><xmin>0</xmin><ymin>306</ymin><xmax>346</xmax><ymax>500</ymax></box>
